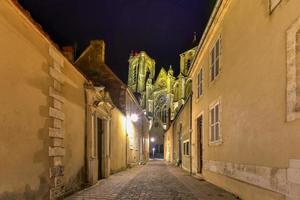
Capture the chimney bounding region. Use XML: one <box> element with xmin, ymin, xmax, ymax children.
<box><xmin>62</xmin><ymin>46</ymin><xmax>74</xmax><ymax>63</ymax></box>
<box><xmin>90</xmin><ymin>40</ymin><xmax>105</xmax><ymax>63</ymax></box>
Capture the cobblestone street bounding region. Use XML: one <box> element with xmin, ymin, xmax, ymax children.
<box><xmin>67</xmin><ymin>160</ymin><xmax>237</xmax><ymax>200</ymax></box>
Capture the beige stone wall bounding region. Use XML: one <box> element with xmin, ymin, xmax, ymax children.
<box><xmin>110</xmin><ymin>108</ymin><xmax>127</xmax><ymax>173</ymax></box>
<box><xmin>0</xmin><ymin>2</ymin><xmax>50</xmax><ymax>198</ymax></box>
<box><xmin>190</xmin><ymin>0</ymin><xmax>300</xmax><ymax>199</ymax></box>
<box><xmin>0</xmin><ymin>1</ymin><xmax>86</xmax><ymax>199</ymax></box>
<box><xmin>164</xmin><ymin>125</ymin><xmax>173</xmax><ymax>162</ymax></box>
<box><xmin>63</xmin><ymin>60</ymin><xmax>86</xmax><ymax>195</ymax></box>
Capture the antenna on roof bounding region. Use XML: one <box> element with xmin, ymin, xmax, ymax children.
<box><xmin>192</xmin><ymin>32</ymin><xmax>197</xmax><ymax>44</ymax></box>
<box><xmin>73</xmin><ymin>42</ymin><xmax>78</xmax><ymax>59</ymax></box>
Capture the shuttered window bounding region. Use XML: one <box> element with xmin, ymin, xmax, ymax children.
<box><xmin>210</xmin><ymin>38</ymin><xmax>220</xmax><ymax>81</ymax></box>
<box><xmin>197</xmin><ymin>68</ymin><xmax>203</xmax><ymax>98</ymax></box>
<box><xmin>210</xmin><ymin>103</ymin><xmax>220</xmax><ymax>143</ymax></box>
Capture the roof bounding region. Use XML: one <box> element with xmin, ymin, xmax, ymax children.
<box><xmin>9</xmin><ymin>0</ymin><xmax>89</xmax><ymax>81</ymax></box>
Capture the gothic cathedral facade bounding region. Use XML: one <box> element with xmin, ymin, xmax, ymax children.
<box><xmin>127</xmin><ymin>47</ymin><xmax>196</xmax><ymax>130</ymax></box>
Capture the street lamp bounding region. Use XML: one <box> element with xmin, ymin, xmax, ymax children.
<box><xmin>152</xmin><ymin>147</ymin><xmax>155</xmax><ymax>159</ymax></box>
<box><xmin>130</xmin><ymin>113</ymin><xmax>139</xmax><ymax>122</ymax></box>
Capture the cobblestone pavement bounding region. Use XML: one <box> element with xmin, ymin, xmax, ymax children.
<box><xmin>66</xmin><ymin>160</ymin><xmax>237</xmax><ymax>200</ymax></box>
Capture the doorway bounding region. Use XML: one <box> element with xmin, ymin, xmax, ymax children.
<box><xmin>197</xmin><ymin>116</ymin><xmax>203</xmax><ymax>174</ymax></box>
<box><xmin>97</xmin><ymin>118</ymin><xmax>103</xmax><ymax>180</ymax></box>
<box><xmin>178</xmin><ymin>123</ymin><xmax>182</xmax><ymax>166</ymax></box>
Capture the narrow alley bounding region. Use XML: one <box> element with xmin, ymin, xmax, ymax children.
<box><xmin>67</xmin><ymin>160</ymin><xmax>236</xmax><ymax>200</ymax></box>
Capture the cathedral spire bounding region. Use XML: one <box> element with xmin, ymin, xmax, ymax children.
<box><xmin>168</xmin><ymin>65</ymin><xmax>174</xmax><ymax>76</ymax></box>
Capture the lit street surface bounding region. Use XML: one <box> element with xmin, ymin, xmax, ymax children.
<box><xmin>67</xmin><ymin>160</ymin><xmax>237</xmax><ymax>200</ymax></box>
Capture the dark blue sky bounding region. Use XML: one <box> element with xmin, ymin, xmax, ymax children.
<box><xmin>19</xmin><ymin>0</ymin><xmax>215</xmax><ymax>82</ymax></box>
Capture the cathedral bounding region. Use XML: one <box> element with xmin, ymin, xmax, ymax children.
<box><xmin>127</xmin><ymin>44</ymin><xmax>196</xmax><ymax>157</ymax></box>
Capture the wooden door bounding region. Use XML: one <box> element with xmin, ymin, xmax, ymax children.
<box><xmin>197</xmin><ymin>116</ymin><xmax>203</xmax><ymax>174</ymax></box>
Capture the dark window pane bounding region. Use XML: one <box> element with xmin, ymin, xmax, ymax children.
<box><xmin>215</xmin><ymin>105</ymin><xmax>219</xmax><ymax>122</ymax></box>
<box><xmin>211</xmin><ymin>64</ymin><xmax>215</xmax><ymax>81</ymax></box>
<box><xmin>211</xmin><ymin>109</ymin><xmax>215</xmax><ymax>124</ymax></box>
<box><xmin>216</xmin><ymin>39</ymin><xmax>220</xmax><ymax>56</ymax></box>
<box><xmin>216</xmin><ymin>58</ymin><xmax>219</xmax><ymax>76</ymax></box>
<box><xmin>216</xmin><ymin>123</ymin><xmax>219</xmax><ymax>140</ymax></box>
<box><xmin>211</xmin><ymin>126</ymin><xmax>215</xmax><ymax>141</ymax></box>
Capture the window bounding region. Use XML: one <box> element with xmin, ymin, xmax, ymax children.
<box><xmin>133</xmin><ymin>66</ymin><xmax>137</xmax><ymax>82</ymax></box>
<box><xmin>210</xmin><ymin>38</ymin><xmax>221</xmax><ymax>81</ymax></box>
<box><xmin>161</xmin><ymin>108</ymin><xmax>167</xmax><ymax>123</ymax></box>
<box><xmin>197</xmin><ymin>68</ymin><xmax>203</xmax><ymax>98</ymax></box>
<box><xmin>209</xmin><ymin>102</ymin><xmax>220</xmax><ymax>143</ymax></box>
<box><xmin>183</xmin><ymin>140</ymin><xmax>190</xmax><ymax>156</ymax></box>
<box><xmin>187</xmin><ymin>59</ymin><xmax>191</xmax><ymax>69</ymax></box>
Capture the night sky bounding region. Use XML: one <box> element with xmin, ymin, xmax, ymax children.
<box><xmin>18</xmin><ymin>0</ymin><xmax>215</xmax><ymax>83</ymax></box>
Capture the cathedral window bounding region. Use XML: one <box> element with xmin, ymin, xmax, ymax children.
<box><xmin>161</xmin><ymin>106</ymin><xmax>168</xmax><ymax>123</ymax></box>
<box><xmin>187</xmin><ymin>59</ymin><xmax>191</xmax><ymax>69</ymax></box>
<box><xmin>133</xmin><ymin>66</ymin><xmax>137</xmax><ymax>82</ymax></box>
<box><xmin>210</xmin><ymin>38</ymin><xmax>221</xmax><ymax>82</ymax></box>
<box><xmin>286</xmin><ymin>17</ymin><xmax>300</xmax><ymax>121</ymax></box>
<box><xmin>197</xmin><ymin>68</ymin><xmax>203</xmax><ymax>98</ymax></box>
<box><xmin>209</xmin><ymin>99</ymin><xmax>221</xmax><ymax>144</ymax></box>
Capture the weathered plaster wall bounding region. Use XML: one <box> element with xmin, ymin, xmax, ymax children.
<box><xmin>63</xmin><ymin>59</ymin><xmax>86</xmax><ymax>195</ymax></box>
<box><xmin>164</xmin><ymin>125</ymin><xmax>173</xmax><ymax>162</ymax></box>
<box><xmin>0</xmin><ymin>1</ymin><xmax>87</xmax><ymax>199</ymax></box>
<box><xmin>110</xmin><ymin>108</ymin><xmax>126</xmax><ymax>173</ymax></box>
<box><xmin>190</xmin><ymin>0</ymin><xmax>300</xmax><ymax>199</ymax></box>
<box><xmin>0</xmin><ymin>1</ymin><xmax>51</xmax><ymax>199</ymax></box>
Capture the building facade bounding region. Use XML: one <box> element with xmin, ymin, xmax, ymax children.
<box><xmin>187</xmin><ymin>0</ymin><xmax>300</xmax><ymax>199</ymax></box>
<box><xmin>0</xmin><ymin>1</ymin><xmax>149</xmax><ymax>199</ymax></box>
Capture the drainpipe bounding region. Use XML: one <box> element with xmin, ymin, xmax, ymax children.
<box><xmin>189</xmin><ymin>93</ymin><xmax>193</xmax><ymax>175</ymax></box>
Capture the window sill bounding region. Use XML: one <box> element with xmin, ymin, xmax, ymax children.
<box><xmin>195</xmin><ymin>94</ymin><xmax>204</xmax><ymax>104</ymax></box>
<box><xmin>209</xmin><ymin>73</ymin><xmax>221</xmax><ymax>88</ymax></box>
<box><xmin>287</xmin><ymin>111</ymin><xmax>300</xmax><ymax>122</ymax></box>
<box><xmin>209</xmin><ymin>140</ymin><xmax>222</xmax><ymax>146</ymax></box>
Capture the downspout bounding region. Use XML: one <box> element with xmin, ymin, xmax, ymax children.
<box><xmin>189</xmin><ymin>93</ymin><xmax>193</xmax><ymax>175</ymax></box>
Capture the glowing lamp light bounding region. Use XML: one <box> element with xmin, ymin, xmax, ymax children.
<box><xmin>150</xmin><ymin>137</ymin><xmax>155</xmax><ymax>142</ymax></box>
<box><xmin>130</xmin><ymin>113</ymin><xmax>139</xmax><ymax>122</ymax></box>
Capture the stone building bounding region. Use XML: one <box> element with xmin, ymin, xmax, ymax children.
<box><xmin>0</xmin><ymin>1</ymin><xmax>149</xmax><ymax>199</ymax></box>
<box><xmin>127</xmin><ymin>45</ymin><xmax>196</xmax><ymax>157</ymax></box>
<box><xmin>167</xmin><ymin>96</ymin><xmax>192</xmax><ymax>172</ymax></box>
<box><xmin>185</xmin><ymin>0</ymin><xmax>300</xmax><ymax>199</ymax></box>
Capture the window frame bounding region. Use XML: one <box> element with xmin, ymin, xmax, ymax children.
<box><xmin>183</xmin><ymin>140</ymin><xmax>190</xmax><ymax>156</ymax></box>
<box><xmin>197</xmin><ymin>68</ymin><xmax>203</xmax><ymax>98</ymax></box>
<box><xmin>210</xmin><ymin>37</ymin><xmax>221</xmax><ymax>82</ymax></box>
<box><xmin>209</xmin><ymin>98</ymin><xmax>222</xmax><ymax>145</ymax></box>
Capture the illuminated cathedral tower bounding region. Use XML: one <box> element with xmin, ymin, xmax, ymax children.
<box><xmin>128</xmin><ymin>51</ymin><xmax>155</xmax><ymax>108</ymax></box>
<box><xmin>127</xmin><ymin>41</ymin><xmax>197</xmax><ymax>129</ymax></box>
